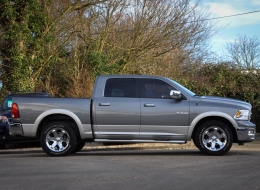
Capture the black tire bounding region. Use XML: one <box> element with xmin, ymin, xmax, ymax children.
<box><xmin>192</xmin><ymin>139</ymin><xmax>199</xmax><ymax>148</ymax></box>
<box><xmin>0</xmin><ymin>143</ymin><xmax>5</xmax><ymax>149</ymax></box>
<box><xmin>40</xmin><ymin>122</ymin><xmax>77</xmax><ymax>156</ymax></box>
<box><xmin>195</xmin><ymin>120</ymin><xmax>233</xmax><ymax>156</ymax></box>
<box><xmin>71</xmin><ymin>142</ymin><xmax>85</xmax><ymax>153</ymax></box>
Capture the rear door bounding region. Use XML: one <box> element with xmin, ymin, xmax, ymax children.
<box><xmin>94</xmin><ymin>78</ymin><xmax>140</xmax><ymax>139</ymax></box>
<box><xmin>140</xmin><ymin>78</ymin><xmax>190</xmax><ymax>140</ymax></box>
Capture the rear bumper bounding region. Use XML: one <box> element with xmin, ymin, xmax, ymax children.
<box><xmin>236</xmin><ymin>121</ymin><xmax>256</xmax><ymax>142</ymax></box>
<box><xmin>1</xmin><ymin>123</ymin><xmax>39</xmax><ymax>145</ymax></box>
<box><xmin>9</xmin><ymin>122</ymin><xmax>24</xmax><ymax>136</ymax></box>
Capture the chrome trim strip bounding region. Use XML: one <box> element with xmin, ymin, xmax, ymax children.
<box><xmin>98</xmin><ymin>132</ymin><xmax>139</xmax><ymax>135</ymax></box>
<box><xmin>139</xmin><ymin>132</ymin><xmax>184</xmax><ymax>136</ymax></box>
<box><xmin>95</xmin><ymin>139</ymin><xmax>186</xmax><ymax>143</ymax></box>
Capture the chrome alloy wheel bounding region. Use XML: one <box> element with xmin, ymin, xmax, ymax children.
<box><xmin>45</xmin><ymin>127</ymin><xmax>70</xmax><ymax>152</ymax></box>
<box><xmin>202</xmin><ymin>126</ymin><xmax>227</xmax><ymax>151</ymax></box>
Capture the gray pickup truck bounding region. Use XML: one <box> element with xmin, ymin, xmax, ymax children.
<box><xmin>9</xmin><ymin>75</ymin><xmax>256</xmax><ymax>156</ymax></box>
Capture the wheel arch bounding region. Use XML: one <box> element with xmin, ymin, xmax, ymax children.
<box><xmin>34</xmin><ymin>109</ymin><xmax>84</xmax><ymax>140</ymax></box>
<box><xmin>189</xmin><ymin>113</ymin><xmax>238</xmax><ymax>143</ymax></box>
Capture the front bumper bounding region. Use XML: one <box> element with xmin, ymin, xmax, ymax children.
<box><xmin>236</xmin><ymin>121</ymin><xmax>256</xmax><ymax>142</ymax></box>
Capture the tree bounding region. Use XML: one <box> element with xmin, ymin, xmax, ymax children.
<box><xmin>71</xmin><ymin>0</ymin><xmax>216</xmax><ymax>79</ymax></box>
<box><xmin>226</xmin><ymin>35</ymin><xmax>260</xmax><ymax>69</ymax></box>
<box><xmin>0</xmin><ymin>0</ymin><xmax>215</xmax><ymax>97</ymax></box>
<box><xmin>0</xmin><ymin>0</ymin><xmax>51</xmax><ymax>92</ymax></box>
<box><xmin>37</xmin><ymin>0</ymin><xmax>216</xmax><ymax>97</ymax></box>
<box><xmin>0</xmin><ymin>0</ymin><xmax>108</xmax><ymax>93</ymax></box>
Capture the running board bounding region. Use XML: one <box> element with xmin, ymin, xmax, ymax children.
<box><xmin>94</xmin><ymin>139</ymin><xmax>186</xmax><ymax>144</ymax></box>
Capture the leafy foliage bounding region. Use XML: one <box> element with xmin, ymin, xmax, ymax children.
<box><xmin>0</xmin><ymin>0</ymin><xmax>53</xmax><ymax>92</ymax></box>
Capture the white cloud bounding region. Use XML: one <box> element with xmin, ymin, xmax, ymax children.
<box><xmin>199</xmin><ymin>0</ymin><xmax>260</xmax><ymax>55</ymax></box>
<box><xmin>207</xmin><ymin>3</ymin><xmax>236</xmax><ymax>16</ymax></box>
<box><xmin>252</xmin><ymin>0</ymin><xmax>260</xmax><ymax>6</ymax></box>
<box><xmin>202</xmin><ymin>0</ymin><xmax>260</xmax><ymax>28</ymax></box>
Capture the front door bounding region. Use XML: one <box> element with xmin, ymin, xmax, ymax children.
<box><xmin>140</xmin><ymin>78</ymin><xmax>190</xmax><ymax>140</ymax></box>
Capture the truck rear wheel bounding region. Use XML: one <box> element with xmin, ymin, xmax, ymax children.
<box><xmin>40</xmin><ymin>122</ymin><xmax>77</xmax><ymax>156</ymax></box>
<box><xmin>195</xmin><ymin>120</ymin><xmax>233</xmax><ymax>156</ymax></box>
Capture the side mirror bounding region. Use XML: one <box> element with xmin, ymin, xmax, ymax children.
<box><xmin>170</xmin><ymin>90</ymin><xmax>182</xmax><ymax>99</ymax></box>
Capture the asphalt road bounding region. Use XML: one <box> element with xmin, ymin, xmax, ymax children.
<box><xmin>0</xmin><ymin>141</ymin><xmax>260</xmax><ymax>190</ymax></box>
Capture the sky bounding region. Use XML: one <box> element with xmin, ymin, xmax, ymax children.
<box><xmin>200</xmin><ymin>0</ymin><xmax>260</xmax><ymax>56</ymax></box>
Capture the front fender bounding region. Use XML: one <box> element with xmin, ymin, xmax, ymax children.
<box><xmin>187</xmin><ymin>111</ymin><xmax>238</xmax><ymax>140</ymax></box>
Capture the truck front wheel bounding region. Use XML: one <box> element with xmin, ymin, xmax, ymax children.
<box><xmin>40</xmin><ymin>122</ymin><xmax>77</xmax><ymax>156</ymax></box>
<box><xmin>71</xmin><ymin>142</ymin><xmax>85</xmax><ymax>153</ymax></box>
<box><xmin>195</xmin><ymin>120</ymin><xmax>233</xmax><ymax>156</ymax></box>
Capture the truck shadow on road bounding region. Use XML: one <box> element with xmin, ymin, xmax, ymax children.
<box><xmin>0</xmin><ymin>141</ymin><xmax>256</xmax><ymax>157</ymax></box>
<box><xmin>0</xmin><ymin>149</ymin><xmax>203</xmax><ymax>157</ymax></box>
<box><xmin>0</xmin><ymin>148</ymin><xmax>254</xmax><ymax>157</ymax></box>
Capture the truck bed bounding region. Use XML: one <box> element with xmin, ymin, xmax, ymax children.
<box><xmin>12</xmin><ymin>97</ymin><xmax>92</xmax><ymax>137</ymax></box>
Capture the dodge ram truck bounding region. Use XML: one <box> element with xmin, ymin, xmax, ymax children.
<box><xmin>9</xmin><ymin>75</ymin><xmax>256</xmax><ymax>156</ymax></box>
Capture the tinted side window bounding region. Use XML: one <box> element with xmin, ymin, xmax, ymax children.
<box><xmin>141</xmin><ymin>79</ymin><xmax>176</xmax><ymax>99</ymax></box>
<box><xmin>104</xmin><ymin>78</ymin><xmax>137</xmax><ymax>98</ymax></box>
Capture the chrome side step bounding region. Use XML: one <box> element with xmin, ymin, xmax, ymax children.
<box><xmin>94</xmin><ymin>139</ymin><xmax>186</xmax><ymax>144</ymax></box>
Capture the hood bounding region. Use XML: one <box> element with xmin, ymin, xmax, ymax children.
<box><xmin>199</xmin><ymin>96</ymin><xmax>251</xmax><ymax>109</ymax></box>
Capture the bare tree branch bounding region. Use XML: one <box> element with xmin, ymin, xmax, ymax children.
<box><xmin>226</xmin><ymin>35</ymin><xmax>260</xmax><ymax>69</ymax></box>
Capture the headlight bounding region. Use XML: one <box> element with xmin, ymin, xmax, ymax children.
<box><xmin>0</xmin><ymin>116</ymin><xmax>8</xmax><ymax>123</ymax></box>
<box><xmin>234</xmin><ymin>110</ymin><xmax>250</xmax><ymax>120</ymax></box>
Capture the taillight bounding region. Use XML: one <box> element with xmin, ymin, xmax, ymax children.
<box><xmin>12</xmin><ymin>103</ymin><xmax>20</xmax><ymax>118</ymax></box>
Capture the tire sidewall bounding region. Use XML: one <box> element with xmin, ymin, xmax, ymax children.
<box><xmin>195</xmin><ymin>120</ymin><xmax>233</xmax><ymax>156</ymax></box>
<box><xmin>0</xmin><ymin>143</ymin><xmax>5</xmax><ymax>150</ymax></box>
<box><xmin>71</xmin><ymin>142</ymin><xmax>85</xmax><ymax>154</ymax></box>
<box><xmin>40</xmin><ymin>122</ymin><xmax>77</xmax><ymax>156</ymax></box>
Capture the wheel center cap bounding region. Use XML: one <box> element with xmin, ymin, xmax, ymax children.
<box><xmin>212</xmin><ymin>136</ymin><xmax>217</xmax><ymax>140</ymax></box>
<box><xmin>56</xmin><ymin>137</ymin><xmax>61</xmax><ymax>141</ymax></box>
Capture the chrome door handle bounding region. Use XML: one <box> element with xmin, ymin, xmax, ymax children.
<box><xmin>144</xmin><ymin>104</ymin><xmax>155</xmax><ymax>107</ymax></box>
<box><xmin>99</xmin><ymin>103</ymin><xmax>110</xmax><ymax>106</ymax></box>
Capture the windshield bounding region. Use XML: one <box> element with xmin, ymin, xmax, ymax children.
<box><xmin>166</xmin><ymin>78</ymin><xmax>196</xmax><ymax>96</ymax></box>
<box><xmin>1</xmin><ymin>97</ymin><xmax>13</xmax><ymax>111</ymax></box>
